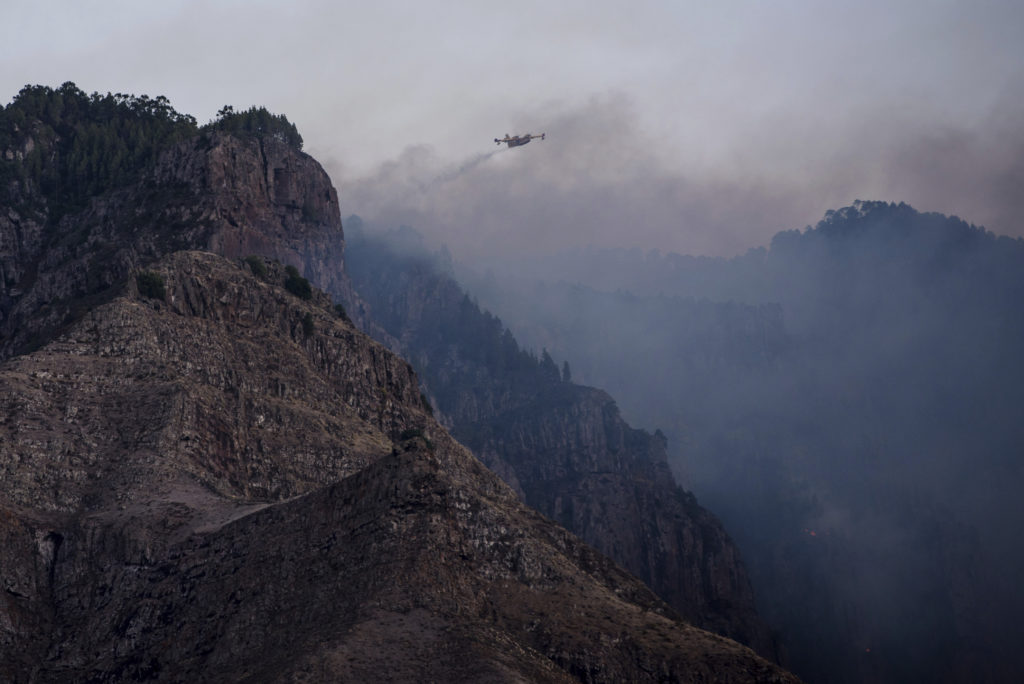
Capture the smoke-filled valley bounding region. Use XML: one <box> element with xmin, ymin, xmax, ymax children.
<box><xmin>350</xmin><ymin>201</ymin><xmax>1024</xmax><ymax>683</ymax></box>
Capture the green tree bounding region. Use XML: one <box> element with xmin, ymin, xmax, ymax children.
<box><xmin>206</xmin><ymin>105</ymin><xmax>303</xmax><ymax>150</ymax></box>
<box><xmin>244</xmin><ymin>255</ymin><xmax>268</xmax><ymax>278</ymax></box>
<box><xmin>136</xmin><ymin>271</ymin><xmax>166</xmax><ymax>300</ymax></box>
<box><xmin>0</xmin><ymin>82</ymin><xmax>198</xmax><ymax>220</ymax></box>
<box><xmin>284</xmin><ymin>265</ymin><xmax>312</xmax><ymax>300</ymax></box>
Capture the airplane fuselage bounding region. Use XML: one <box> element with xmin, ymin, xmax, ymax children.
<box><xmin>495</xmin><ymin>133</ymin><xmax>545</xmax><ymax>148</ymax></box>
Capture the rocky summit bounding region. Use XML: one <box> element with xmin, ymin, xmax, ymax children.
<box><xmin>0</xmin><ymin>87</ymin><xmax>796</xmax><ymax>682</ymax></box>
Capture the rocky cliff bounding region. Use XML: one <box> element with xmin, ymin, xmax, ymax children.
<box><xmin>343</xmin><ymin>226</ymin><xmax>778</xmax><ymax>659</ymax></box>
<box><xmin>1</xmin><ymin>127</ymin><xmax>353</xmax><ymax>361</ymax></box>
<box><xmin>0</xmin><ymin>87</ymin><xmax>796</xmax><ymax>681</ymax></box>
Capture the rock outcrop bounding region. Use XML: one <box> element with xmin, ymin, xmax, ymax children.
<box><xmin>1</xmin><ymin>131</ymin><xmax>354</xmax><ymax>361</ymax></box>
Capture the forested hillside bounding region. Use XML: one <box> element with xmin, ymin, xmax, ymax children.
<box><xmin>0</xmin><ymin>83</ymin><xmax>333</xmax><ymax>361</ymax></box>
<box><xmin>1</xmin><ymin>82</ymin><xmax>301</xmax><ymax>219</ymax></box>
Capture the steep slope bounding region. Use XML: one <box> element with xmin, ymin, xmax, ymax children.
<box><xmin>342</xmin><ymin>223</ymin><xmax>778</xmax><ymax>659</ymax></box>
<box><xmin>0</xmin><ymin>252</ymin><xmax>415</xmax><ymax>512</ymax></box>
<box><xmin>0</xmin><ymin>250</ymin><xmax>796</xmax><ymax>683</ymax></box>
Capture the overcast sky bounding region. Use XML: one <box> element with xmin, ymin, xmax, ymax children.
<box><xmin>3</xmin><ymin>0</ymin><xmax>1022</xmax><ymax>258</ymax></box>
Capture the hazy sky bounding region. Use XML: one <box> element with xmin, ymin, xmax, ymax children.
<box><xmin>3</xmin><ymin>0</ymin><xmax>1022</xmax><ymax>257</ymax></box>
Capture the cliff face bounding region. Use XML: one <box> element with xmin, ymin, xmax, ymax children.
<box><xmin>0</xmin><ymin>252</ymin><xmax>416</xmax><ymax>513</ymax></box>
<box><xmin>0</xmin><ymin>249</ymin><xmax>795</xmax><ymax>683</ymax></box>
<box><xmin>0</xmin><ymin>131</ymin><xmax>354</xmax><ymax>360</ymax></box>
<box><xmin>343</xmin><ymin>229</ymin><xmax>778</xmax><ymax>659</ymax></box>
<box><xmin>472</xmin><ymin>383</ymin><xmax>772</xmax><ymax>652</ymax></box>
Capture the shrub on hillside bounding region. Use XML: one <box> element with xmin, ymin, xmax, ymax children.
<box><xmin>284</xmin><ymin>265</ymin><xmax>312</xmax><ymax>300</ymax></box>
<box><xmin>136</xmin><ymin>271</ymin><xmax>165</xmax><ymax>300</ymax></box>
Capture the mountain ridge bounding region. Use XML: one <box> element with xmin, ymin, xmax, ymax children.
<box><xmin>0</xmin><ymin>85</ymin><xmax>795</xmax><ymax>681</ymax></box>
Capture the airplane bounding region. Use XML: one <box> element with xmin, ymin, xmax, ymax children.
<box><xmin>494</xmin><ymin>133</ymin><xmax>545</xmax><ymax>148</ymax></box>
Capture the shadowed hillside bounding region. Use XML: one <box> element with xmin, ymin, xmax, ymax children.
<box><xmin>458</xmin><ymin>201</ymin><xmax>1024</xmax><ymax>683</ymax></box>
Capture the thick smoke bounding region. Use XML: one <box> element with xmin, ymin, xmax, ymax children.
<box><xmin>881</xmin><ymin>92</ymin><xmax>1024</xmax><ymax>236</ymax></box>
<box><xmin>336</xmin><ymin>95</ymin><xmax>827</xmax><ymax>260</ymax></box>
<box><xmin>335</xmin><ymin>92</ymin><xmax>1024</xmax><ymax>266</ymax></box>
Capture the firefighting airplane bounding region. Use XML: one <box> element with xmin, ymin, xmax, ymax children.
<box><xmin>494</xmin><ymin>133</ymin><xmax>546</xmax><ymax>148</ymax></box>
